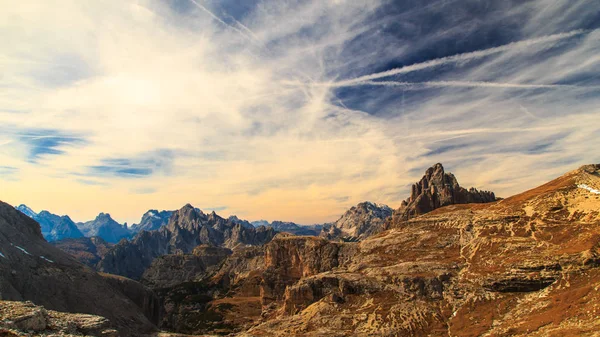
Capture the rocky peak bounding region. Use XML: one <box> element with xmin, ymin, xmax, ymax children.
<box><xmin>395</xmin><ymin>163</ymin><xmax>496</xmax><ymax>221</ymax></box>
<box><xmin>321</xmin><ymin>201</ymin><xmax>393</xmax><ymax>241</ymax></box>
<box><xmin>77</xmin><ymin>212</ymin><xmax>131</xmax><ymax>244</ymax></box>
<box><xmin>15</xmin><ymin>204</ymin><xmax>37</xmax><ymax>218</ymax></box>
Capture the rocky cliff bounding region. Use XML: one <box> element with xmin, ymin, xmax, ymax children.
<box><xmin>98</xmin><ymin>204</ymin><xmax>277</xmax><ymax>280</ymax></box>
<box><xmin>0</xmin><ymin>201</ymin><xmax>156</xmax><ymax>336</ymax></box>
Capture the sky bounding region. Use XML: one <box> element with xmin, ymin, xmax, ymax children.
<box><xmin>1</xmin><ymin>0</ymin><xmax>600</xmax><ymax>225</ymax></box>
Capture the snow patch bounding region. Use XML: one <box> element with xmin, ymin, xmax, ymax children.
<box><xmin>0</xmin><ymin>251</ymin><xmax>5</xmax><ymax>259</ymax></box>
<box><xmin>10</xmin><ymin>243</ymin><xmax>31</xmax><ymax>255</ymax></box>
<box><xmin>40</xmin><ymin>256</ymin><xmax>54</xmax><ymax>263</ymax></box>
<box><xmin>578</xmin><ymin>184</ymin><xmax>600</xmax><ymax>195</ymax></box>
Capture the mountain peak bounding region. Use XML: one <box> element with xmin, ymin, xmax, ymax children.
<box><xmin>396</xmin><ymin>163</ymin><xmax>496</xmax><ymax>221</ymax></box>
<box><xmin>15</xmin><ymin>204</ymin><xmax>37</xmax><ymax>218</ymax></box>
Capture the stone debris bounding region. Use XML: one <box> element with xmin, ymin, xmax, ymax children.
<box><xmin>0</xmin><ymin>300</ymin><xmax>118</xmax><ymax>337</ymax></box>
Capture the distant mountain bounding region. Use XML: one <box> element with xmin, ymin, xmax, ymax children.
<box><xmin>98</xmin><ymin>204</ymin><xmax>277</xmax><ymax>280</ymax></box>
<box><xmin>251</xmin><ymin>220</ymin><xmax>322</xmax><ymax>236</ymax></box>
<box><xmin>251</xmin><ymin>220</ymin><xmax>270</xmax><ymax>227</ymax></box>
<box><xmin>15</xmin><ymin>204</ymin><xmax>37</xmax><ymax>218</ymax></box>
<box><xmin>228</xmin><ymin>215</ymin><xmax>255</xmax><ymax>229</ymax></box>
<box><xmin>76</xmin><ymin>213</ymin><xmax>132</xmax><ymax>244</ymax></box>
<box><xmin>321</xmin><ymin>201</ymin><xmax>393</xmax><ymax>241</ymax></box>
<box><xmin>14</xmin><ymin>205</ymin><xmax>84</xmax><ymax>242</ymax></box>
<box><xmin>130</xmin><ymin>209</ymin><xmax>173</xmax><ymax>233</ymax></box>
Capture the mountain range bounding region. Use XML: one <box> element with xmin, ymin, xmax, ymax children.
<box><xmin>5</xmin><ymin>163</ymin><xmax>600</xmax><ymax>336</ymax></box>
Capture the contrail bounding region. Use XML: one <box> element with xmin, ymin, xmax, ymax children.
<box><xmin>334</xmin><ymin>29</ymin><xmax>589</xmax><ymax>86</ymax></box>
<box><xmin>333</xmin><ymin>80</ymin><xmax>577</xmax><ymax>90</ymax></box>
<box><xmin>188</xmin><ymin>0</ymin><xmax>254</xmax><ymax>41</ymax></box>
<box><xmin>519</xmin><ymin>105</ymin><xmax>540</xmax><ymax>119</ymax></box>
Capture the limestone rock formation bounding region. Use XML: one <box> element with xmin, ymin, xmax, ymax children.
<box><xmin>0</xmin><ymin>300</ymin><xmax>118</xmax><ymax>337</ymax></box>
<box><xmin>0</xmin><ymin>201</ymin><xmax>156</xmax><ymax>336</ymax></box>
<box><xmin>98</xmin><ymin>204</ymin><xmax>276</xmax><ymax>280</ymax></box>
<box><xmin>393</xmin><ymin>163</ymin><xmax>496</xmax><ymax>221</ymax></box>
<box><xmin>321</xmin><ymin>201</ymin><xmax>393</xmax><ymax>241</ymax></box>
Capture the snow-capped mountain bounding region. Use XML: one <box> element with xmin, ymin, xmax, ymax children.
<box><xmin>14</xmin><ymin>205</ymin><xmax>84</xmax><ymax>242</ymax></box>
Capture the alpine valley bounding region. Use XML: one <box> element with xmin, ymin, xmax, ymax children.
<box><xmin>3</xmin><ymin>163</ymin><xmax>600</xmax><ymax>336</ymax></box>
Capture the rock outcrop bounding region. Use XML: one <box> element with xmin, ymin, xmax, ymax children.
<box><xmin>0</xmin><ymin>201</ymin><xmax>156</xmax><ymax>336</ymax></box>
<box><xmin>0</xmin><ymin>300</ymin><xmax>118</xmax><ymax>337</ymax></box>
<box><xmin>392</xmin><ymin>163</ymin><xmax>496</xmax><ymax>221</ymax></box>
<box><xmin>321</xmin><ymin>201</ymin><xmax>393</xmax><ymax>241</ymax></box>
<box><xmin>98</xmin><ymin>204</ymin><xmax>277</xmax><ymax>280</ymax></box>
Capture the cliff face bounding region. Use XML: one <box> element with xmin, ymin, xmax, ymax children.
<box><xmin>392</xmin><ymin>163</ymin><xmax>496</xmax><ymax>221</ymax></box>
<box><xmin>0</xmin><ymin>201</ymin><xmax>156</xmax><ymax>336</ymax></box>
<box><xmin>98</xmin><ymin>204</ymin><xmax>276</xmax><ymax>280</ymax></box>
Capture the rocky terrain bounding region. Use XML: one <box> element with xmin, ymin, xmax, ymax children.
<box><xmin>320</xmin><ymin>201</ymin><xmax>393</xmax><ymax>241</ymax></box>
<box><xmin>0</xmin><ymin>300</ymin><xmax>118</xmax><ymax>336</ymax></box>
<box><xmin>14</xmin><ymin>205</ymin><xmax>84</xmax><ymax>242</ymax></box>
<box><xmin>122</xmin><ymin>163</ymin><xmax>600</xmax><ymax>337</ymax></box>
<box><xmin>77</xmin><ymin>212</ymin><xmax>132</xmax><ymax>243</ymax></box>
<box><xmin>51</xmin><ymin>236</ymin><xmax>113</xmax><ymax>267</ymax></box>
<box><xmin>97</xmin><ymin>204</ymin><xmax>277</xmax><ymax>280</ymax></box>
<box><xmin>240</xmin><ymin>164</ymin><xmax>600</xmax><ymax>336</ymax></box>
<box><xmin>0</xmin><ymin>201</ymin><xmax>158</xmax><ymax>336</ymax></box>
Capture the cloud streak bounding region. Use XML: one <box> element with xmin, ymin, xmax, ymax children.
<box><xmin>333</xmin><ymin>29</ymin><xmax>591</xmax><ymax>86</ymax></box>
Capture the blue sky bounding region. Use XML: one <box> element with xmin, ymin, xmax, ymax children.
<box><xmin>1</xmin><ymin>0</ymin><xmax>599</xmax><ymax>224</ymax></box>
